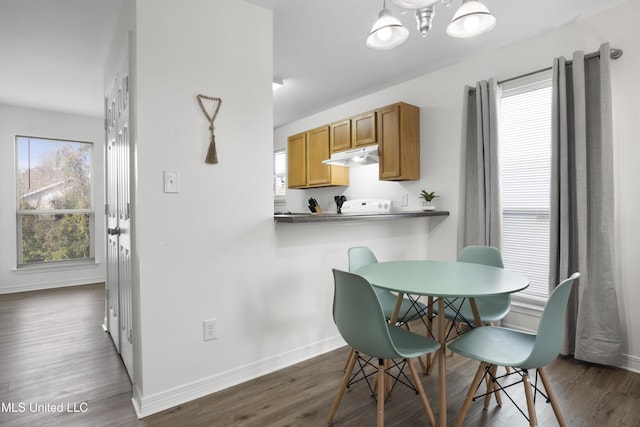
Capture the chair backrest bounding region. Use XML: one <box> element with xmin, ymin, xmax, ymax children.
<box><xmin>332</xmin><ymin>269</ymin><xmax>400</xmax><ymax>360</ymax></box>
<box><xmin>348</xmin><ymin>246</ymin><xmax>379</xmax><ymax>272</ymax></box>
<box><xmin>458</xmin><ymin>246</ymin><xmax>510</xmax><ymax>318</ymax></box>
<box><xmin>457</xmin><ymin>245</ymin><xmax>504</xmax><ymax>268</ymax></box>
<box><xmin>520</xmin><ymin>272</ymin><xmax>580</xmax><ymax>368</ymax></box>
<box><xmin>348</xmin><ymin>246</ymin><xmax>392</xmax><ymax>300</ymax></box>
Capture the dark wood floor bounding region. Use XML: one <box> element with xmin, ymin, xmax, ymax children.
<box><xmin>1</xmin><ymin>284</ymin><xmax>639</xmax><ymax>426</ymax></box>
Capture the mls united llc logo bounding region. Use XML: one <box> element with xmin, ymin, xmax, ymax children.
<box><xmin>1</xmin><ymin>401</ymin><xmax>88</xmax><ymax>413</ymax></box>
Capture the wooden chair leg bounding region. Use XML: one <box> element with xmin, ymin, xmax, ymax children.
<box><xmin>426</xmin><ymin>347</ymin><xmax>439</xmax><ymax>375</ymax></box>
<box><xmin>343</xmin><ymin>347</ymin><xmax>355</xmax><ymax>371</ymax></box>
<box><xmin>454</xmin><ymin>362</ymin><xmax>487</xmax><ymax>427</ymax></box>
<box><xmin>417</xmin><ymin>354</ymin><xmax>428</xmax><ymax>374</ymax></box>
<box><xmin>492</xmin><ymin>364</ymin><xmax>503</xmax><ymax>406</ymax></box>
<box><xmin>483</xmin><ymin>364</ymin><xmax>502</xmax><ymax>408</ymax></box>
<box><xmin>385</xmin><ymin>359</ymin><xmax>392</xmax><ymax>394</ymax></box>
<box><xmin>407</xmin><ymin>358</ymin><xmax>436</xmax><ymax>427</ymax></box>
<box><xmin>522</xmin><ymin>370</ymin><xmax>539</xmax><ymax>427</ymax></box>
<box><xmin>377</xmin><ymin>359</ymin><xmax>385</xmax><ymax>427</ymax></box>
<box><xmin>538</xmin><ymin>367</ymin><xmax>566</xmax><ymax>427</ymax></box>
<box><xmin>328</xmin><ymin>349</ymin><xmax>357</xmax><ymax>424</ymax></box>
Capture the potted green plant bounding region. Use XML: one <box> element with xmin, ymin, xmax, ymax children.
<box><xmin>419</xmin><ymin>190</ymin><xmax>438</xmax><ymax>211</ymax></box>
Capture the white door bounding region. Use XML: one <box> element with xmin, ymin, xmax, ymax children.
<box><xmin>105</xmin><ymin>39</ymin><xmax>134</xmax><ymax>380</ymax></box>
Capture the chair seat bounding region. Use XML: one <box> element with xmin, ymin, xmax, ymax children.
<box><xmin>448</xmin><ymin>326</ymin><xmax>536</xmax><ymax>368</ymax></box>
<box><xmin>387</xmin><ymin>324</ymin><xmax>440</xmax><ymax>358</ymax></box>
<box><xmin>435</xmin><ymin>297</ymin><xmax>510</xmax><ymax>324</ymax></box>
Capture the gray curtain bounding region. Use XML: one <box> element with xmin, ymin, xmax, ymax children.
<box><xmin>457</xmin><ymin>78</ymin><xmax>502</xmax><ymax>252</ymax></box>
<box><xmin>550</xmin><ymin>43</ymin><xmax>621</xmax><ymax>366</ymax></box>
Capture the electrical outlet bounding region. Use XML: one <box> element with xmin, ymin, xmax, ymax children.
<box><xmin>203</xmin><ymin>318</ymin><xmax>217</xmax><ymax>341</ymax></box>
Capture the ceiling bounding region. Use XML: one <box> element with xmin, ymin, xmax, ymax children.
<box><xmin>0</xmin><ymin>0</ymin><xmax>624</xmax><ymax>128</ymax></box>
<box><xmin>0</xmin><ymin>0</ymin><xmax>124</xmax><ymax>119</ymax></box>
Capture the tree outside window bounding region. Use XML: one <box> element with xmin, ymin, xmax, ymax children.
<box><xmin>16</xmin><ymin>136</ymin><xmax>94</xmax><ymax>266</ymax></box>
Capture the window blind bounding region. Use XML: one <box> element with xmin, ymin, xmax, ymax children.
<box><xmin>274</xmin><ymin>148</ymin><xmax>286</xmax><ymax>197</ymax></box>
<box><xmin>499</xmin><ymin>75</ymin><xmax>552</xmax><ymax>298</ymax></box>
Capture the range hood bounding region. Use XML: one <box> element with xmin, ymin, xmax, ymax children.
<box><xmin>322</xmin><ymin>145</ymin><xmax>379</xmax><ymax>167</ymax></box>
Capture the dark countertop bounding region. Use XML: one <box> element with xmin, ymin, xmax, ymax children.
<box><xmin>273</xmin><ymin>210</ymin><xmax>449</xmax><ymax>223</ymax></box>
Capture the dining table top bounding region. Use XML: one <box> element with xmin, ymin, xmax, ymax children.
<box><xmin>356</xmin><ymin>259</ymin><xmax>530</xmax><ymax>297</ymax></box>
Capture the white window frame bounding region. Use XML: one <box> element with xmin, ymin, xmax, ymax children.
<box><xmin>498</xmin><ymin>70</ymin><xmax>552</xmax><ymax>306</ymax></box>
<box><xmin>15</xmin><ymin>136</ymin><xmax>95</xmax><ymax>268</ymax></box>
<box><xmin>274</xmin><ymin>148</ymin><xmax>287</xmax><ymax>200</ymax></box>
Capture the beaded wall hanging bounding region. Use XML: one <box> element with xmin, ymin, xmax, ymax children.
<box><xmin>197</xmin><ymin>94</ymin><xmax>223</xmax><ymax>164</ymax></box>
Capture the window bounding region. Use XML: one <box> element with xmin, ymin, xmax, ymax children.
<box><xmin>274</xmin><ymin>148</ymin><xmax>286</xmax><ymax>197</ymax></box>
<box><xmin>16</xmin><ymin>136</ymin><xmax>94</xmax><ymax>267</ymax></box>
<box><xmin>498</xmin><ymin>71</ymin><xmax>552</xmax><ymax>300</ymax></box>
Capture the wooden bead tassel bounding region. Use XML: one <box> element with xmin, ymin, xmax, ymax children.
<box><xmin>197</xmin><ymin>94</ymin><xmax>222</xmax><ymax>164</ymax></box>
<box><xmin>205</xmin><ymin>125</ymin><xmax>218</xmax><ymax>164</ymax></box>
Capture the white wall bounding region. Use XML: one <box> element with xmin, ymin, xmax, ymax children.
<box><xmin>0</xmin><ymin>105</ymin><xmax>106</xmax><ymax>293</ymax></box>
<box><xmin>274</xmin><ymin>0</ymin><xmax>640</xmax><ymax>373</ymax></box>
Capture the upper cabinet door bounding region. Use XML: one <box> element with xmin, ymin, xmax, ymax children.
<box><xmin>378</xmin><ymin>102</ymin><xmax>420</xmax><ymax>181</ymax></box>
<box><xmin>287</xmin><ymin>132</ymin><xmax>306</xmax><ymax>188</ymax></box>
<box><xmin>330</xmin><ymin>119</ymin><xmax>351</xmax><ymax>152</ymax></box>
<box><xmin>306</xmin><ymin>125</ymin><xmax>332</xmax><ymax>186</ymax></box>
<box><xmin>352</xmin><ymin>111</ymin><xmax>377</xmax><ymax>148</ymax></box>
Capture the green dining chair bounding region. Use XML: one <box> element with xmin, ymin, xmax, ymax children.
<box><xmin>437</xmin><ymin>245</ymin><xmax>510</xmax><ymax>328</ymax></box>
<box><xmin>347</xmin><ymin>247</ymin><xmax>431</xmax><ymax>372</ymax></box>
<box><xmin>328</xmin><ymin>269</ymin><xmax>440</xmax><ymax>427</ymax></box>
<box><xmin>448</xmin><ymin>272</ymin><xmax>580</xmax><ymax>427</ymax></box>
<box><xmin>432</xmin><ymin>246</ymin><xmax>512</xmax><ymax>404</ymax></box>
<box><xmin>349</xmin><ymin>246</ymin><xmax>429</xmax><ymax>323</ymax></box>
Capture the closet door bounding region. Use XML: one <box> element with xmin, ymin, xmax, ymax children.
<box><xmin>105</xmin><ymin>38</ymin><xmax>133</xmax><ymax>380</ymax></box>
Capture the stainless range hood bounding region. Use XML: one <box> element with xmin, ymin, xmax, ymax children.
<box><xmin>322</xmin><ymin>145</ymin><xmax>379</xmax><ymax>167</ymax></box>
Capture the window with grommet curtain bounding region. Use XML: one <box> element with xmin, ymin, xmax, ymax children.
<box><xmin>498</xmin><ymin>70</ymin><xmax>552</xmax><ymax>301</ymax></box>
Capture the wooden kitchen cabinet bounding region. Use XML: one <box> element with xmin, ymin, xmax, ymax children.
<box><xmin>287</xmin><ymin>101</ymin><xmax>419</xmax><ymax>188</ymax></box>
<box><xmin>287</xmin><ymin>132</ymin><xmax>307</xmax><ymax>188</ymax></box>
<box><xmin>351</xmin><ymin>110</ymin><xmax>377</xmax><ymax>147</ymax></box>
<box><xmin>378</xmin><ymin>102</ymin><xmax>420</xmax><ymax>181</ymax></box>
<box><xmin>330</xmin><ymin>119</ymin><xmax>351</xmax><ymax>152</ymax></box>
<box><xmin>288</xmin><ymin>126</ymin><xmax>349</xmax><ymax>189</ymax></box>
<box><xmin>307</xmin><ymin>126</ymin><xmax>333</xmax><ymax>186</ymax></box>
<box><xmin>330</xmin><ymin>111</ymin><xmax>377</xmax><ymax>153</ymax></box>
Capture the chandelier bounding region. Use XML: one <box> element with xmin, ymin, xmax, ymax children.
<box><xmin>366</xmin><ymin>0</ymin><xmax>497</xmax><ymax>50</ymax></box>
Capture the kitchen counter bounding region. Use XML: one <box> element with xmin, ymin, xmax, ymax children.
<box><xmin>273</xmin><ymin>210</ymin><xmax>449</xmax><ymax>223</ymax></box>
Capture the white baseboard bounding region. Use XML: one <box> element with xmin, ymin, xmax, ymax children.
<box><xmin>132</xmin><ymin>335</ymin><xmax>346</xmax><ymax>419</ymax></box>
<box><xmin>0</xmin><ymin>277</ymin><xmax>106</xmax><ymax>294</ymax></box>
<box><xmin>621</xmin><ymin>353</ymin><xmax>640</xmax><ymax>374</ymax></box>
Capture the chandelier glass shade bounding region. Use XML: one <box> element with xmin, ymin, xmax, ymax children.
<box><xmin>366</xmin><ymin>5</ymin><xmax>410</xmax><ymax>50</ymax></box>
<box><xmin>446</xmin><ymin>0</ymin><xmax>496</xmax><ymax>38</ymax></box>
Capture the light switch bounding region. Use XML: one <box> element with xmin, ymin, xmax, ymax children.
<box><xmin>164</xmin><ymin>171</ymin><xmax>179</xmax><ymax>193</ymax></box>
